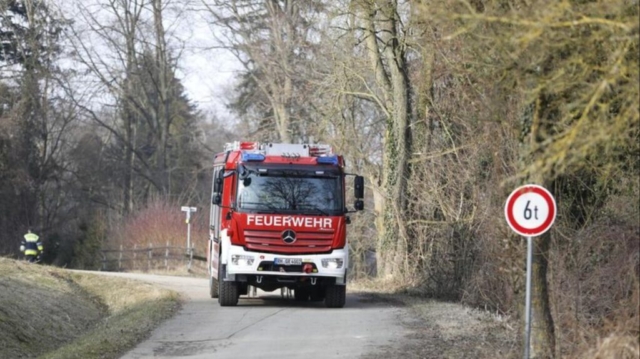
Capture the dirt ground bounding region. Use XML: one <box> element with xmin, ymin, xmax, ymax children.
<box><xmin>358</xmin><ymin>293</ymin><xmax>520</xmax><ymax>359</ymax></box>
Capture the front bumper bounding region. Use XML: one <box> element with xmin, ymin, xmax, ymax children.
<box><xmin>224</xmin><ymin>244</ymin><xmax>348</xmax><ymax>279</ymax></box>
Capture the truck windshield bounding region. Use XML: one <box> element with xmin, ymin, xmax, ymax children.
<box><xmin>236</xmin><ymin>168</ymin><xmax>343</xmax><ymax>215</ymax></box>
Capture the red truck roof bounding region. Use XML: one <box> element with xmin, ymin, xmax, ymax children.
<box><xmin>215</xmin><ymin>141</ymin><xmax>345</xmax><ymax>168</ymax></box>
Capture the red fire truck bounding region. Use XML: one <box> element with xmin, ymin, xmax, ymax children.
<box><xmin>208</xmin><ymin>141</ymin><xmax>364</xmax><ymax>308</ymax></box>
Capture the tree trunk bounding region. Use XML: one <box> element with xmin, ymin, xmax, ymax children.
<box><xmin>152</xmin><ymin>0</ymin><xmax>171</xmax><ymax>193</ymax></box>
<box><xmin>20</xmin><ymin>0</ymin><xmax>45</xmax><ymax>229</ymax></box>
<box><xmin>121</xmin><ymin>1</ymin><xmax>141</xmax><ymax>215</ymax></box>
<box><xmin>274</xmin><ymin>101</ymin><xmax>291</xmax><ymax>143</ymax></box>
<box><xmin>122</xmin><ymin>104</ymin><xmax>135</xmax><ymax>215</ymax></box>
<box><xmin>361</xmin><ymin>0</ymin><xmax>413</xmax><ymax>278</ymax></box>
<box><xmin>530</xmin><ymin>229</ymin><xmax>556</xmax><ymax>358</ymax></box>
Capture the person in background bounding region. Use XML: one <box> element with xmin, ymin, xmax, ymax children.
<box><xmin>20</xmin><ymin>229</ymin><xmax>43</xmax><ymax>263</ymax></box>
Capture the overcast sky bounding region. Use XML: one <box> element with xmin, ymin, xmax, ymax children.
<box><xmin>174</xmin><ymin>9</ymin><xmax>241</xmax><ymax>120</ymax></box>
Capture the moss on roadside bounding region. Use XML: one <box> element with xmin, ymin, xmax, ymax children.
<box><xmin>0</xmin><ymin>258</ymin><xmax>181</xmax><ymax>359</ymax></box>
<box><xmin>40</xmin><ymin>295</ymin><xmax>179</xmax><ymax>359</ymax></box>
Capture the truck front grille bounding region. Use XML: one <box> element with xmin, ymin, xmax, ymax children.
<box><xmin>243</xmin><ymin>229</ymin><xmax>334</xmax><ymax>254</ymax></box>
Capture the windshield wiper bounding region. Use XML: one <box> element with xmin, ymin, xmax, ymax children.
<box><xmin>239</xmin><ymin>165</ymin><xmax>260</xmax><ymax>179</ymax></box>
<box><xmin>238</xmin><ymin>201</ymin><xmax>281</xmax><ymax>214</ymax></box>
<box><xmin>300</xmin><ymin>203</ymin><xmax>332</xmax><ymax>216</ymax></box>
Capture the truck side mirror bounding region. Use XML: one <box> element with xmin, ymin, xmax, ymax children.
<box><xmin>213</xmin><ymin>169</ymin><xmax>223</xmax><ymax>193</ymax></box>
<box><xmin>354</xmin><ymin>175</ymin><xmax>364</xmax><ymax>199</ymax></box>
<box><xmin>212</xmin><ymin>169</ymin><xmax>224</xmax><ymax>206</ymax></box>
<box><xmin>354</xmin><ymin>199</ymin><xmax>364</xmax><ymax>211</ymax></box>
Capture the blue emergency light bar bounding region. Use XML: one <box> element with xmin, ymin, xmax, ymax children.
<box><xmin>316</xmin><ymin>155</ymin><xmax>339</xmax><ymax>165</ymax></box>
<box><xmin>241</xmin><ymin>152</ymin><xmax>266</xmax><ymax>162</ymax></box>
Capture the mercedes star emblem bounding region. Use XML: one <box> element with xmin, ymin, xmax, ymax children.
<box><xmin>281</xmin><ymin>229</ymin><xmax>297</xmax><ymax>244</ymax></box>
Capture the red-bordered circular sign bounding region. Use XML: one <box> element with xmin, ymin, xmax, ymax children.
<box><xmin>505</xmin><ymin>184</ymin><xmax>556</xmax><ymax>237</ymax></box>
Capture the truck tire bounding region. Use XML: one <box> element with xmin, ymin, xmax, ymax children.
<box><xmin>324</xmin><ymin>285</ymin><xmax>346</xmax><ymax>308</ymax></box>
<box><xmin>218</xmin><ymin>264</ymin><xmax>239</xmax><ymax>306</ymax></box>
<box><xmin>209</xmin><ymin>275</ymin><xmax>219</xmax><ymax>298</ymax></box>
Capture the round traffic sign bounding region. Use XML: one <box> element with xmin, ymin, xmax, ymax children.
<box><xmin>505</xmin><ymin>184</ymin><xmax>556</xmax><ymax>237</ymax></box>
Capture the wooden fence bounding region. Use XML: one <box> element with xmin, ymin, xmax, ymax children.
<box><xmin>100</xmin><ymin>242</ymin><xmax>206</xmax><ymax>272</ymax></box>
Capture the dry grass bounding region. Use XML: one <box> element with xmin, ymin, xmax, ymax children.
<box><xmin>349</xmin><ymin>277</ymin><xmax>412</xmax><ymax>294</ymax></box>
<box><xmin>584</xmin><ymin>334</ymin><xmax>640</xmax><ymax>359</ymax></box>
<box><xmin>0</xmin><ymin>259</ymin><xmax>105</xmax><ymax>359</ymax></box>
<box><xmin>354</xmin><ymin>278</ymin><xmax>519</xmax><ymax>359</ymax></box>
<box><xmin>0</xmin><ymin>257</ymin><xmax>180</xmax><ymax>359</ymax></box>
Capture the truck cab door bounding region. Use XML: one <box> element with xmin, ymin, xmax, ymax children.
<box><xmin>210</xmin><ymin>167</ymin><xmax>225</xmax><ymax>280</ymax></box>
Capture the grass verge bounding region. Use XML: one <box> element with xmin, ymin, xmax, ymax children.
<box><xmin>0</xmin><ymin>258</ymin><xmax>181</xmax><ymax>359</ymax></box>
<box><xmin>350</xmin><ymin>278</ymin><xmax>519</xmax><ymax>359</ymax></box>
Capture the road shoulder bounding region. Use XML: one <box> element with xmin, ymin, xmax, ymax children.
<box><xmin>356</xmin><ymin>291</ymin><xmax>519</xmax><ymax>359</ymax></box>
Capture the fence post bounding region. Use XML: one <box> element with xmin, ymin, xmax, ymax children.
<box><xmin>188</xmin><ymin>243</ymin><xmax>193</xmax><ymax>272</ymax></box>
<box><xmin>133</xmin><ymin>244</ymin><xmax>137</xmax><ymax>271</ymax></box>
<box><xmin>165</xmin><ymin>241</ymin><xmax>169</xmax><ymax>270</ymax></box>
<box><xmin>118</xmin><ymin>244</ymin><xmax>123</xmax><ymax>271</ymax></box>
<box><xmin>148</xmin><ymin>243</ymin><xmax>152</xmax><ymax>271</ymax></box>
<box><xmin>101</xmin><ymin>251</ymin><xmax>106</xmax><ymax>271</ymax></box>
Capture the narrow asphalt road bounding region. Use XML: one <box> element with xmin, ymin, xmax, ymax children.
<box><xmin>93</xmin><ymin>272</ymin><xmax>411</xmax><ymax>359</ymax></box>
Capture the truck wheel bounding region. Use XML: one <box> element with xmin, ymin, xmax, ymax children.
<box><xmin>218</xmin><ymin>264</ymin><xmax>239</xmax><ymax>306</ymax></box>
<box><xmin>209</xmin><ymin>275</ymin><xmax>219</xmax><ymax>299</ymax></box>
<box><xmin>324</xmin><ymin>285</ymin><xmax>346</xmax><ymax>308</ymax></box>
<box><xmin>294</xmin><ymin>288</ymin><xmax>309</xmax><ymax>301</ymax></box>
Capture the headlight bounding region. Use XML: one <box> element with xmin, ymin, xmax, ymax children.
<box><xmin>231</xmin><ymin>255</ymin><xmax>255</xmax><ymax>266</ymax></box>
<box><xmin>321</xmin><ymin>258</ymin><xmax>344</xmax><ymax>269</ymax></box>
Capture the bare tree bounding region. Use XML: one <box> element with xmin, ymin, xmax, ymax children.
<box><xmin>337</xmin><ymin>0</ymin><xmax>414</xmax><ymax>278</ymax></box>
<box><xmin>200</xmin><ymin>0</ymin><xmax>325</xmax><ymax>142</ymax></box>
<box><xmin>413</xmin><ymin>0</ymin><xmax>639</xmax><ymax>357</ymax></box>
<box><xmin>0</xmin><ymin>0</ymin><xmax>72</xmax><ymax>254</ymax></box>
<box><xmin>65</xmin><ymin>0</ymin><xmax>198</xmax><ymax>213</ymax></box>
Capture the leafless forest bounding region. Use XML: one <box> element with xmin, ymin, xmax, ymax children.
<box><xmin>0</xmin><ymin>0</ymin><xmax>637</xmax><ymax>357</ymax></box>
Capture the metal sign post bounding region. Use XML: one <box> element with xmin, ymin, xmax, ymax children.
<box><xmin>505</xmin><ymin>185</ymin><xmax>556</xmax><ymax>359</ymax></box>
<box><xmin>524</xmin><ymin>236</ymin><xmax>533</xmax><ymax>359</ymax></box>
<box><xmin>181</xmin><ymin>206</ymin><xmax>197</xmax><ymax>271</ymax></box>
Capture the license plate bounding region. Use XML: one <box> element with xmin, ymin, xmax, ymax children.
<box><xmin>274</xmin><ymin>257</ymin><xmax>302</xmax><ymax>265</ymax></box>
